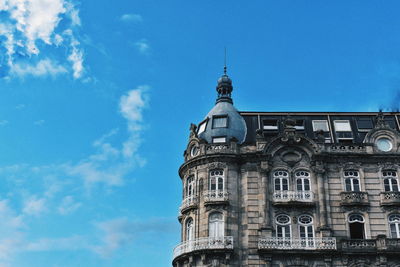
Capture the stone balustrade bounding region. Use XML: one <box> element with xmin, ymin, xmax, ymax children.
<box><xmin>173</xmin><ymin>236</ymin><xmax>234</xmax><ymax>259</ymax></box>
<box><xmin>258</xmin><ymin>237</ymin><xmax>337</xmax><ymax>250</ymax></box>
<box><xmin>203</xmin><ymin>190</ymin><xmax>229</xmax><ymax>203</ymax></box>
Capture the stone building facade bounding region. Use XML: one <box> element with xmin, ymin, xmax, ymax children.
<box><xmin>172</xmin><ymin>70</ymin><xmax>400</xmax><ymax>267</ymax></box>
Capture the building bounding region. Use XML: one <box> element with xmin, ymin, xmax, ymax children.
<box><xmin>172</xmin><ymin>69</ymin><xmax>400</xmax><ymax>267</ymax></box>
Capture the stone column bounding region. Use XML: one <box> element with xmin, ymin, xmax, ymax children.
<box><xmin>260</xmin><ymin>160</ymin><xmax>272</xmax><ymax>237</ymax></box>
<box><xmin>313</xmin><ymin>161</ymin><xmax>330</xmax><ymax>236</ymax></box>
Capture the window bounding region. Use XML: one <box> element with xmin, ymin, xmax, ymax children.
<box><xmin>274</xmin><ymin>171</ymin><xmax>289</xmax><ymax>191</ymax></box>
<box><xmin>298</xmin><ymin>215</ymin><xmax>314</xmax><ymax>247</ymax></box>
<box><xmin>383</xmin><ymin>171</ymin><xmax>399</xmax><ymax>192</ymax></box>
<box><xmin>209</xmin><ymin>212</ymin><xmax>224</xmax><ymax>238</ymax></box>
<box><xmin>356</xmin><ymin>117</ymin><xmax>373</xmax><ymax>131</ymax></box>
<box><xmin>185</xmin><ymin>176</ymin><xmax>195</xmax><ymax>197</ymax></box>
<box><xmin>348</xmin><ymin>214</ymin><xmax>365</xmax><ymax>239</ymax></box>
<box><xmin>263</xmin><ymin>119</ymin><xmax>278</xmax><ymax>130</ymax></box>
<box><xmin>312</xmin><ymin>120</ymin><xmax>329</xmax><ymax>132</ymax></box>
<box><xmin>334</xmin><ymin>120</ymin><xmax>353</xmax><ymax>140</ymax></box>
<box><xmin>389</xmin><ymin>214</ymin><xmax>400</xmax><ymax>238</ymax></box>
<box><xmin>344</xmin><ymin>171</ymin><xmax>360</xmax><ymax>192</ymax></box>
<box><xmin>212</xmin><ymin>136</ymin><xmax>226</xmax><ymax>143</ymax></box>
<box><xmin>197</xmin><ymin>120</ymin><xmax>207</xmax><ymax>134</ymax></box>
<box><xmin>294</xmin><ymin>120</ymin><xmax>305</xmax><ymax>130</ymax></box>
<box><xmin>186</xmin><ymin>218</ymin><xmax>194</xmax><ymax>241</ymax></box>
<box><xmin>209</xmin><ymin>169</ymin><xmax>224</xmax><ymax>191</ymax></box>
<box><xmin>295</xmin><ymin>171</ymin><xmax>311</xmax><ymax>191</ymax></box>
<box><xmin>212</xmin><ymin>116</ymin><xmax>228</xmax><ymax>128</ymax></box>
<box><xmin>276</xmin><ymin>214</ymin><xmax>291</xmax><ymax>240</ymax></box>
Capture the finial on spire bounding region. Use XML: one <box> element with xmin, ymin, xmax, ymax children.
<box><xmin>224</xmin><ymin>47</ymin><xmax>227</xmax><ymax>75</ymax></box>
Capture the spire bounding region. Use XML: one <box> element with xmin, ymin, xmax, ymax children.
<box><xmin>216</xmin><ymin>49</ymin><xmax>233</xmax><ymax>104</ymax></box>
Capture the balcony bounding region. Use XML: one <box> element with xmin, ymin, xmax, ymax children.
<box><xmin>380</xmin><ymin>191</ymin><xmax>400</xmax><ymax>206</ymax></box>
<box><xmin>258</xmin><ymin>237</ymin><xmax>336</xmax><ymax>250</ymax></box>
<box><xmin>340</xmin><ymin>191</ymin><xmax>369</xmax><ymax>206</ymax></box>
<box><xmin>179</xmin><ymin>195</ymin><xmax>198</xmax><ymax>212</ymax></box>
<box><xmin>340</xmin><ymin>238</ymin><xmax>400</xmax><ymax>253</ymax></box>
<box><xmin>203</xmin><ymin>190</ymin><xmax>229</xmax><ymax>204</ymax></box>
<box><xmin>272</xmin><ymin>191</ymin><xmax>315</xmax><ymax>205</ymax></box>
<box><xmin>173</xmin><ymin>236</ymin><xmax>234</xmax><ymax>259</ymax></box>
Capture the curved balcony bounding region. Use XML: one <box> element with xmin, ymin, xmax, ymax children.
<box><xmin>340</xmin><ymin>191</ymin><xmax>369</xmax><ymax>206</ymax></box>
<box><xmin>203</xmin><ymin>190</ymin><xmax>229</xmax><ymax>205</ymax></box>
<box><xmin>173</xmin><ymin>236</ymin><xmax>234</xmax><ymax>259</ymax></box>
<box><xmin>179</xmin><ymin>195</ymin><xmax>198</xmax><ymax>213</ymax></box>
<box><xmin>272</xmin><ymin>191</ymin><xmax>315</xmax><ymax>206</ymax></box>
<box><xmin>380</xmin><ymin>191</ymin><xmax>400</xmax><ymax>206</ymax></box>
<box><xmin>258</xmin><ymin>237</ymin><xmax>336</xmax><ymax>250</ymax></box>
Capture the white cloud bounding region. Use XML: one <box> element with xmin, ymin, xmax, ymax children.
<box><xmin>58</xmin><ymin>196</ymin><xmax>81</xmax><ymax>215</ymax></box>
<box><xmin>0</xmin><ymin>200</ymin><xmax>24</xmax><ymax>260</ymax></box>
<box><xmin>25</xmin><ymin>235</ymin><xmax>87</xmax><ymax>251</ymax></box>
<box><xmin>0</xmin><ymin>0</ymin><xmax>85</xmax><ymax>79</ymax></box>
<box><xmin>22</xmin><ymin>196</ymin><xmax>46</xmax><ymax>216</ymax></box>
<box><xmin>33</xmin><ymin>119</ymin><xmax>45</xmax><ymax>125</ymax></box>
<box><xmin>134</xmin><ymin>39</ymin><xmax>150</xmax><ymax>54</ymax></box>
<box><xmin>0</xmin><ymin>120</ymin><xmax>8</xmax><ymax>126</ymax></box>
<box><xmin>15</xmin><ymin>104</ymin><xmax>25</xmax><ymax>110</ymax></box>
<box><xmin>120</xmin><ymin>13</ymin><xmax>142</xmax><ymax>23</ymax></box>
<box><xmin>92</xmin><ymin>218</ymin><xmax>136</xmax><ymax>258</ymax></box>
<box><xmin>11</xmin><ymin>59</ymin><xmax>67</xmax><ymax>78</ymax></box>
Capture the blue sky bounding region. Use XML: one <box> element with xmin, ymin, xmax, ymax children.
<box><xmin>0</xmin><ymin>1</ymin><xmax>400</xmax><ymax>266</ymax></box>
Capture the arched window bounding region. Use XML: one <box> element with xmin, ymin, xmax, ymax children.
<box><xmin>276</xmin><ymin>214</ymin><xmax>291</xmax><ymax>240</ymax></box>
<box><xmin>389</xmin><ymin>214</ymin><xmax>400</xmax><ymax>238</ymax></box>
<box><xmin>295</xmin><ymin>171</ymin><xmax>311</xmax><ymax>191</ymax></box>
<box><xmin>383</xmin><ymin>171</ymin><xmax>399</xmax><ymax>192</ymax></box>
<box><xmin>298</xmin><ymin>215</ymin><xmax>314</xmax><ymax>247</ymax></box>
<box><xmin>344</xmin><ymin>171</ymin><xmax>360</xmax><ymax>192</ymax></box>
<box><xmin>209</xmin><ymin>212</ymin><xmax>224</xmax><ymax>238</ymax></box>
<box><xmin>185</xmin><ymin>176</ymin><xmax>195</xmax><ymax>197</ymax></box>
<box><xmin>186</xmin><ymin>218</ymin><xmax>194</xmax><ymax>241</ymax></box>
<box><xmin>209</xmin><ymin>170</ymin><xmax>224</xmax><ymax>191</ymax></box>
<box><xmin>274</xmin><ymin>171</ymin><xmax>289</xmax><ymax>191</ymax></box>
<box><xmin>348</xmin><ymin>213</ymin><xmax>365</xmax><ymax>239</ymax></box>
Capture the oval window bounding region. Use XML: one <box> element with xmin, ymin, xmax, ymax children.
<box><xmin>376</xmin><ymin>138</ymin><xmax>393</xmax><ymax>152</ymax></box>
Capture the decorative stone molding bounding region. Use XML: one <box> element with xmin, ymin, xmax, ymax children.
<box><xmin>380</xmin><ymin>191</ymin><xmax>400</xmax><ymax>206</ymax></box>
<box><xmin>258</xmin><ymin>237</ymin><xmax>337</xmax><ymax>250</ymax></box>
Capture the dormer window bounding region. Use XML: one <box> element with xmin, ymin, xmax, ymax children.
<box><xmin>198</xmin><ymin>120</ymin><xmax>207</xmax><ymax>134</ymax></box>
<box><xmin>212</xmin><ymin>136</ymin><xmax>226</xmax><ymax>143</ymax></box>
<box><xmin>334</xmin><ymin>120</ymin><xmax>353</xmax><ymax>140</ymax></box>
<box><xmin>212</xmin><ymin>115</ymin><xmax>228</xmax><ymax>128</ymax></box>
<box><xmin>294</xmin><ymin>120</ymin><xmax>305</xmax><ymax>130</ymax></box>
<box><xmin>263</xmin><ymin>119</ymin><xmax>278</xmax><ymax>130</ymax></box>
<box><xmin>356</xmin><ymin>117</ymin><xmax>373</xmax><ymax>132</ymax></box>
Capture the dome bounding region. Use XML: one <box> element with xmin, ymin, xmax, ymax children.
<box><xmin>217</xmin><ymin>74</ymin><xmax>232</xmax><ymax>84</ymax></box>
<box><xmin>197</xmin><ymin>101</ymin><xmax>247</xmax><ymax>144</ymax></box>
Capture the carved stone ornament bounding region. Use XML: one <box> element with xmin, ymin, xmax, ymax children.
<box><xmin>279</xmin><ymin>150</ymin><xmax>302</xmax><ymax>167</ymax></box>
<box><xmin>208</xmin><ymin>162</ymin><xmax>227</xmax><ymax>169</ymax></box>
<box><xmin>379</xmin><ymin>162</ymin><xmax>399</xmax><ymax>171</ymax></box>
<box><xmin>189</xmin><ymin>123</ymin><xmax>198</xmax><ymax>138</ymax></box>
<box><xmin>374</xmin><ymin>111</ymin><xmax>390</xmax><ymax>129</ymax></box>
<box><xmin>311</xmin><ymin>161</ymin><xmax>326</xmax><ymax>174</ymax></box>
<box><xmin>342</xmin><ymin>162</ymin><xmax>361</xmax><ymax>171</ymax></box>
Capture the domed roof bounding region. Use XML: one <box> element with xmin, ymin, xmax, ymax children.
<box><xmin>197</xmin><ymin>69</ymin><xmax>247</xmax><ymax>144</ymax></box>
<box><xmin>197</xmin><ymin>101</ymin><xmax>247</xmax><ymax>144</ymax></box>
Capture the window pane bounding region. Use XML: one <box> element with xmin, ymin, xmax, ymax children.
<box><xmin>304</xmin><ymin>179</ymin><xmax>310</xmax><ymax>191</ymax></box>
<box><xmin>334</xmin><ymin>120</ymin><xmax>352</xmax><ymax>132</ymax></box>
<box><xmin>275</xmin><ymin>178</ymin><xmax>281</xmax><ymax>190</ymax></box>
<box><xmin>356</xmin><ymin>118</ymin><xmax>373</xmax><ymax>130</ymax></box>
<box><xmin>345</xmin><ymin>178</ymin><xmax>352</xmax><ymax>191</ymax></box>
<box><xmin>263</xmin><ymin>119</ymin><xmax>278</xmax><ymax>130</ymax></box>
<box><xmin>390</xmin><ymin>224</ymin><xmax>398</xmax><ymax>238</ymax></box>
<box><xmin>353</xmin><ymin>179</ymin><xmax>360</xmax><ymax>192</ymax></box>
<box><xmin>282</xmin><ymin>179</ymin><xmax>288</xmax><ymax>190</ymax></box>
<box><xmin>218</xmin><ymin>177</ymin><xmax>223</xmax><ymax>190</ymax></box>
<box><xmin>198</xmin><ymin>121</ymin><xmax>207</xmax><ymax>134</ymax></box>
<box><xmin>212</xmin><ymin>136</ymin><xmax>226</xmax><ymax>143</ymax></box>
<box><xmin>212</xmin><ymin>116</ymin><xmax>227</xmax><ymax>128</ymax></box>
<box><xmin>312</xmin><ymin>120</ymin><xmax>329</xmax><ymax>132</ymax></box>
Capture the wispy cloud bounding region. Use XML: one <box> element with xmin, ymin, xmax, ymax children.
<box><xmin>0</xmin><ymin>0</ymin><xmax>85</xmax><ymax>79</ymax></box>
<box><xmin>11</xmin><ymin>59</ymin><xmax>67</xmax><ymax>78</ymax></box>
<box><xmin>22</xmin><ymin>196</ymin><xmax>47</xmax><ymax>216</ymax></box>
<box><xmin>57</xmin><ymin>196</ymin><xmax>81</xmax><ymax>215</ymax></box>
<box><xmin>0</xmin><ymin>120</ymin><xmax>8</xmax><ymax>126</ymax></box>
<box><xmin>15</xmin><ymin>104</ymin><xmax>25</xmax><ymax>110</ymax></box>
<box><xmin>134</xmin><ymin>39</ymin><xmax>150</xmax><ymax>55</ymax></box>
<box><xmin>33</xmin><ymin>120</ymin><xmax>45</xmax><ymax>126</ymax></box>
<box><xmin>120</xmin><ymin>13</ymin><xmax>143</xmax><ymax>23</ymax></box>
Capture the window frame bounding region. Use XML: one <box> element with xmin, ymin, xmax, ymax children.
<box><xmin>212</xmin><ymin>136</ymin><xmax>227</xmax><ymax>144</ymax></box>
<box><xmin>382</xmin><ymin>171</ymin><xmax>399</xmax><ymax>192</ymax></box>
<box><xmin>276</xmin><ymin>214</ymin><xmax>291</xmax><ymax>239</ymax></box>
<box><xmin>273</xmin><ymin>170</ymin><xmax>289</xmax><ymax>191</ymax></box>
<box><xmin>389</xmin><ymin>214</ymin><xmax>400</xmax><ymax>238</ymax></box>
<box><xmin>197</xmin><ymin>119</ymin><xmax>208</xmax><ymax>135</ymax></box>
<box><xmin>212</xmin><ymin>115</ymin><xmax>228</xmax><ymax>129</ymax></box>
<box><xmin>334</xmin><ymin>120</ymin><xmax>353</xmax><ymax>141</ymax></box>
<box><xmin>209</xmin><ymin>212</ymin><xmax>224</xmax><ymax>238</ymax></box>
<box><xmin>209</xmin><ymin>169</ymin><xmax>224</xmax><ymax>191</ymax></box>
<box><xmin>344</xmin><ymin>171</ymin><xmax>361</xmax><ymax>192</ymax></box>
